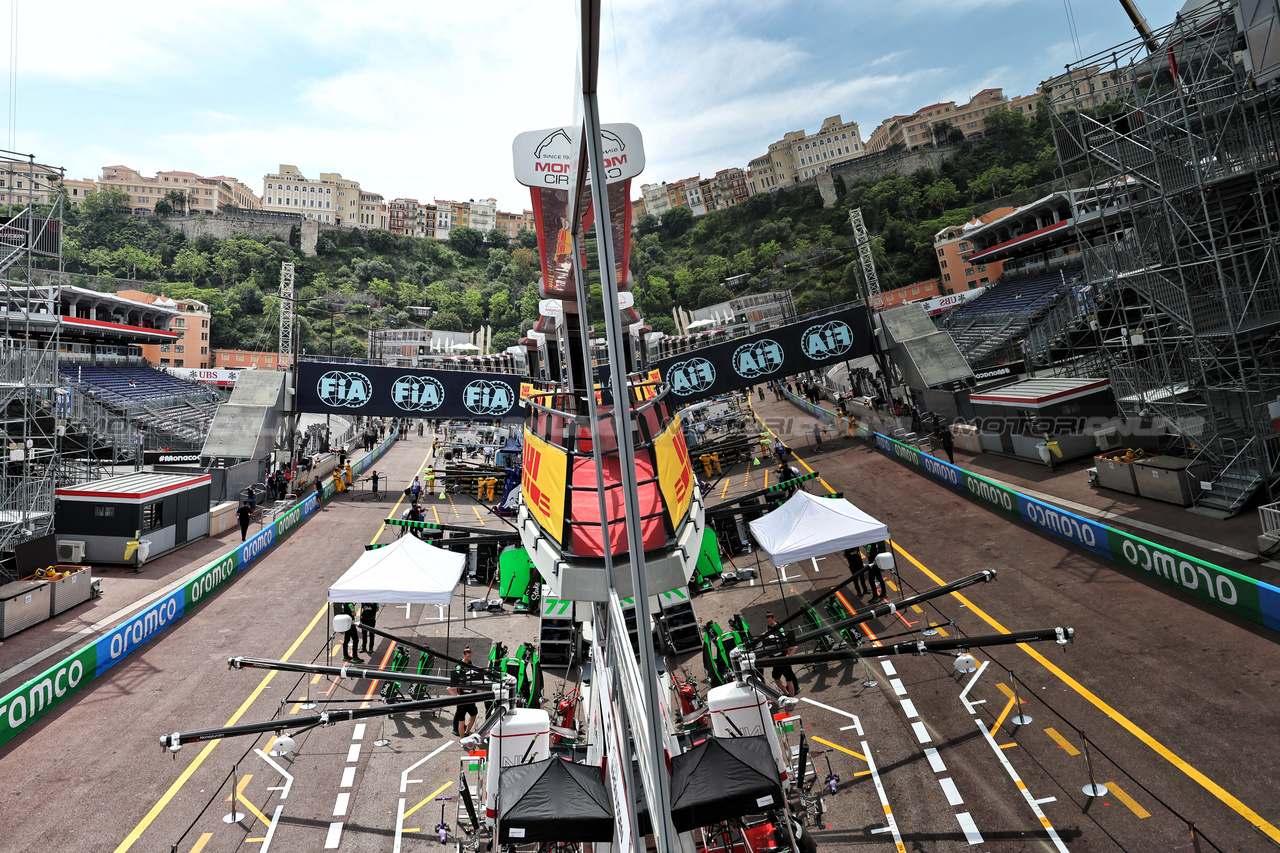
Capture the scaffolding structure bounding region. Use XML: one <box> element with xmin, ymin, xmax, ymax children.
<box><xmin>0</xmin><ymin>152</ymin><xmax>65</xmax><ymax>574</ymax></box>
<box><xmin>1049</xmin><ymin>0</ymin><xmax>1280</xmax><ymax>515</ymax></box>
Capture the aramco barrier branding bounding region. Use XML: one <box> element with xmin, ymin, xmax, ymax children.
<box><xmin>0</xmin><ymin>434</ymin><xmax>396</xmax><ymax>748</ymax></box>
<box><xmin>868</xmin><ymin>430</ymin><xmax>1280</xmax><ymax>632</ymax></box>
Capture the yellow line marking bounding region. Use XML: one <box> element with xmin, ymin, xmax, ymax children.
<box><xmin>223</xmin><ymin>773</ymin><xmax>271</xmax><ymax>828</ymax></box>
<box><xmin>743</xmin><ymin>469</ymin><xmax>750</xmax><ymax>488</ymax></box>
<box><xmin>996</xmin><ymin>682</ymin><xmax>1026</xmax><ymax>705</ymax></box>
<box><xmin>246</xmin><ymin>839</ymin><xmax>265</xmax><ymax>844</ymax></box>
<box><xmin>886</xmin><ymin>579</ymin><xmax>899</xmax><ymax>592</ymax></box>
<box><xmin>473</xmin><ymin>506</ymin><xmax>485</xmax><ymax>525</ymax></box>
<box><xmin>999</xmin><ymin>742</ymin><xmax>1019</xmax><ymax>750</ymax></box>
<box><xmin>764</xmin><ymin>469</ymin><xmax>770</xmax><ymax>487</ymax></box>
<box><xmin>117</xmin><ymin>445</ymin><xmax>437</xmax><ymax>853</ymax></box>
<box><xmin>991</xmin><ymin>695</ymin><xmax>1017</xmax><ymax>733</ymax></box>
<box><xmin>811</xmin><ymin>736</ymin><xmax>866</xmax><ymax>762</ymax></box>
<box><xmin>910</xmin><ymin>604</ymin><xmax>923</xmax><ymax>613</ymax></box>
<box><xmin>853</xmin><ymin>770</ymin><xmax>871</xmax><ymax>776</ymax></box>
<box><xmin>891</xmin><ymin>540</ymin><xmax>1280</xmax><ymax>844</ymax></box>
<box><xmin>928</xmin><ymin>623</ymin><xmax>949</xmax><ymax>637</ymax></box>
<box><xmin>1105</xmin><ymin>781</ymin><xmax>1151</xmax><ymax>819</ymax></box>
<box><xmin>719</xmin><ymin>478</ymin><xmax>730</xmax><ymax>499</ymax></box>
<box><xmin>433</xmin><ymin>506</ymin><xmax>441</xmax><ymax>524</ymax></box>
<box><xmin>403</xmin><ymin>827</ymin><xmax>421</xmax><ymax>832</ymax></box>
<box><xmin>1045</xmin><ymin>727</ymin><xmax>1080</xmax><ymax>755</ymax></box>
<box><xmin>114</xmin><ymin>604</ymin><xmax>329</xmax><ymax>852</ymax></box>
<box><xmin>404</xmin><ymin>781</ymin><xmax>453</xmax><ymax>819</ymax></box>
<box><xmin>188</xmin><ymin>834</ymin><xmax>213</xmax><ymax>853</ymax></box>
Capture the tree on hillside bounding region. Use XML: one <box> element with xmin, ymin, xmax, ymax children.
<box><xmin>662</xmin><ymin>205</ymin><xmax>694</xmax><ymax>238</ymax></box>
<box><xmin>485</xmin><ymin>229</ymin><xmax>509</xmax><ymax>252</ymax></box>
<box><xmin>153</xmin><ymin>199</ymin><xmax>172</xmax><ymax>216</ymax></box>
<box><xmin>448</xmin><ymin>226</ymin><xmax>485</xmax><ymax>257</ymax></box>
<box><xmin>515</xmin><ymin>228</ymin><xmax>539</xmax><ymax>250</ymax></box>
<box><xmin>165</xmin><ymin>189</ymin><xmax>188</xmax><ymax>215</ymax></box>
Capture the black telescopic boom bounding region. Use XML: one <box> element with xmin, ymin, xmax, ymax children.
<box><xmin>777</xmin><ymin>570</ymin><xmax>997</xmax><ymax>648</ymax></box>
<box><xmin>755</xmin><ymin>627</ymin><xmax>1073</xmax><ymax>668</ymax></box>
<box><xmin>160</xmin><ymin>689</ymin><xmax>499</xmax><ymax>748</ymax></box>
<box><xmin>332</xmin><ymin>624</ymin><xmax>490</xmax><ymax>676</ymax></box>
<box><xmin>228</xmin><ymin>656</ymin><xmax>460</xmax><ymax>687</ymax></box>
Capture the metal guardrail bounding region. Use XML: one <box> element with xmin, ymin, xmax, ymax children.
<box><xmin>1260</xmin><ymin>501</ymin><xmax>1280</xmax><ymax>536</ymax></box>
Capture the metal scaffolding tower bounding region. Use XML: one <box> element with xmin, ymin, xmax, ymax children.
<box><xmin>850</xmin><ymin>207</ymin><xmax>881</xmax><ymax>299</ymax></box>
<box><xmin>1049</xmin><ymin>0</ymin><xmax>1280</xmax><ymax>515</ymax></box>
<box><xmin>0</xmin><ymin>152</ymin><xmax>65</xmax><ymax>574</ymax></box>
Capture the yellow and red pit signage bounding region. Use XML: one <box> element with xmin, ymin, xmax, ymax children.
<box><xmin>522</xmin><ymin>429</ymin><xmax>568</xmax><ymax>543</ymax></box>
<box><xmin>654</xmin><ymin>416</ymin><xmax>693</xmax><ymax>529</ymax></box>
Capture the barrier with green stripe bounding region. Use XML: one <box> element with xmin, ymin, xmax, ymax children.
<box><xmin>0</xmin><ymin>434</ymin><xmax>397</xmax><ymax>749</ymax></box>
<box><xmin>867</xmin><ymin>431</ymin><xmax>1280</xmax><ymax>634</ymax></box>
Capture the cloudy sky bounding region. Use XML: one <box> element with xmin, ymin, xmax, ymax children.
<box><xmin>15</xmin><ymin>0</ymin><xmax>1188</xmax><ymax>214</ymax></box>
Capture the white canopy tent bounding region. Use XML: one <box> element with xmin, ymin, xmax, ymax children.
<box><xmin>748</xmin><ymin>490</ymin><xmax>889</xmax><ymax>565</ymax></box>
<box><xmin>328</xmin><ymin>535</ymin><xmax>466</xmax><ymax>605</ymax></box>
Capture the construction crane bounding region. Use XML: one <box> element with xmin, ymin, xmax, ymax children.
<box><xmin>1118</xmin><ymin>0</ymin><xmax>1160</xmax><ymax>54</ymax></box>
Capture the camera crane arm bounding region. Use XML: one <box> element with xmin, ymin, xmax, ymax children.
<box><xmin>753</xmin><ymin>627</ymin><xmax>1074</xmax><ymax>668</ymax></box>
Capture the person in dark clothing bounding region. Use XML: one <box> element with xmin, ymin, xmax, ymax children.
<box><xmin>358</xmin><ymin>603</ymin><xmax>380</xmax><ymax>654</ymax></box>
<box><xmin>845</xmin><ymin>547</ymin><xmax>870</xmax><ymax>595</ymax></box>
<box><xmin>865</xmin><ymin>541</ymin><xmax>888</xmax><ymax>601</ymax></box>
<box><xmin>940</xmin><ymin>426</ymin><xmax>955</xmax><ymax>464</ymax></box>
<box><xmin>245</xmin><ymin>484</ymin><xmax>257</xmax><ymax>513</ymax></box>
<box><xmin>450</xmin><ymin>647</ymin><xmax>482</xmax><ymax>736</ymax></box>
<box><xmin>758</xmin><ymin>386</ymin><xmax>765</xmax><ymax>402</ymax></box>
<box><xmin>335</xmin><ymin>602</ymin><xmax>362</xmax><ymax>663</ymax></box>
<box><xmin>338</xmin><ymin>448</ymin><xmax>347</xmax><ymax>469</ymax></box>
<box><xmin>236</xmin><ymin>501</ymin><xmax>252</xmax><ymax>542</ymax></box>
<box><xmin>313</xmin><ymin>476</ymin><xmax>323</xmax><ymax>502</ymax></box>
<box><xmin>761</xmin><ymin>611</ymin><xmax>799</xmax><ymax>696</ymax></box>
<box><xmin>370</xmin><ymin>470</ymin><xmax>380</xmax><ymax>499</ymax></box>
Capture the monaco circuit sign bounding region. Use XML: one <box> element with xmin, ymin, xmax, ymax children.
<box><xmin>512</xmin><ymin>123</ymin><xmax>645</xmax><ymax>188</ymax></box>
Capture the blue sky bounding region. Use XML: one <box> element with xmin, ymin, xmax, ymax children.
<box><xmin>15</xmin><ymin>0</ymin><xmax>1188</xmax><ymax>215</ymax></box>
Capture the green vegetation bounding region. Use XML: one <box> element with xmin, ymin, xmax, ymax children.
<box><xmin>49</xmin><ymin>104</ymin><xmax>1060</xmax><ymax>356</ymax></box>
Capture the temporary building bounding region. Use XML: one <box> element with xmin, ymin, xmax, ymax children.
<box><xmin>497</xmin><ymin>757</ymin><xmax>614</xmax><ymax>843</ymax></box>
<box><xmin>669</xmin><ymin>736</ymin><xmax>784</xmax><ymax>831</ymax></box>
<box><xmin>327</xmin><ymin>535</ymin><xmax>465</xmax><ymax>605</ymax></box>
<box><xmin>747</xmin><ymin>490</ymin><xmax>889</xmax><ymax>565</ymax></box>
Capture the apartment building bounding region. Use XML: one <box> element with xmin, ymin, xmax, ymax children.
<box><xmin>116</xmin><ymin>290</ymin><xmax>212</xmax><ymax>368</ymax></box>
<box><xmin>755</xmin><ymin>115</ymin><xmax>865</xmax><ymax>187</ymax></box>
<box><xmin>640</xmin><ymin>182</ymin><xmax>672</xmax><ymax>218</ymax></box>
<box><xmin>389</xmin><ymin>198</ymin><xmax>425</xmax><ymax>237</ymax></box>
<box><xmin>433</xmin><ymin>199</ymin><xmax>476</xmax><ymax>240</ymax></box>
<box><xmin>933</xmin><ymin>207</ymin><xmax>1015</xmax><ymax>294</ymax></box>
<box><xmin>469</xmin><ymin>198</ymin><xmax>497</xmax><ymax>234</ymax></box>
<box><xmin>866</xmin><ymin>88</ymin><xmax>1021</xmax><ymax>153</ymax></box>
<box><xmin>1042</xmin><ymin>65</ymin><xmax>1130</xmax><ymax>114</ymax></box>
<box><xmin>495</xmin><ymin>209</ymin><xmax>535</xmax><ymax>240</ymax></box>
<box><xmin>213</xmin><ymin>349</ymin><xmax>293</xmax><ymax>370</ymax></box>
<box><xmin>870</xmin><ymin>279</ymin><xmax>941</xmax><ymax>309</ymax></box>
<box><xmin>261</xmin><ymin>165</ymin><xmax>365</xmax><ymax>227</ymax></box>
<box><xmin>359</xmin><ymin>191</ymin><xmax>387</xmax><ymax>229</ymax></box>
<box><xmin>99</xmin><ymin>165</ymin><xmax>262</xmax><ymax>216</ymax></box>
<box><xmin>710</xmin><ymin>168</ymin><xmax>749</xmax><ymax>209</ymax></box>
<box><xmin>0</xmin><ymin>162</ymin><xmax>86</xmax><ymax>208</ymax></box>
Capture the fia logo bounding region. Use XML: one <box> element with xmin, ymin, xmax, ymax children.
<box><xmin>318</xmin><ymin>371</ymin><xmax>372</xmax><ymax>408</ymax></box>
<box><xmin>801</xmin><ymin>320</ymin><xmax>854</xmax><ymax>360</ymax></box>
<box><xmin>392</xmin><ymin>375</ymin><xmax>445</xmax><ymax>412</ymax></box>
<box><xmin>733</xmin><ymin>339</ymin><xmax>784</xmax><ymax>379</ymax></box>
<box><xmin>463</xmin><ymin>380</ymin><xmax>515</xmax><ymax>416</ymax></box>
<box><xmin>666</xmin><ymin>358</ymin><xmax>716</xmax><ymax>396</ymax></box>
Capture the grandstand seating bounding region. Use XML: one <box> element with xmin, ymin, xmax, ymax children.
<box><xmin>941</xmin><ymin>266</ymin><xmax>1083</xmax><ymax>364</ymax></box>
<box><xmin>58</xmin><ymin>365</ymin><xmax>220</xmax><ymax>449</ymax></box>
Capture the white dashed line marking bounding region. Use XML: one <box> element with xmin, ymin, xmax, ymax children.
<box><xmin>352</xmin><ymin>723</ymin><xmax>366</xmax><ymax>740</ymax></box>
<box><xmin>939</xmin><ymin>777</ymin><xmax>964</xmax><ymax>806</ymax></box>
<box><xmin>912</xmin><ymin>721</ymin><xmax>932</xmax><ymax>743</ymax></box>
<box><xmin>956</xmin><ymin>811</ymin><xmax>984</xmax><ymax>845</ymax></box>
<box><xmin>340</xmin><ymin>766</ymin><xmax>356</xmax><ymax>788</ymax></box>
<box><xmin>880</xmin><ymin>660</ymin><xmax>897</xmax><ymax>676</ymax></box>
<box><xmin>324</xmin><ymin>822</ymin><xmax>343</xmax><ymax>848</ymax></box>
<box><xmin>924</xmin><ymin>747</ymin><xmax>947</xmax><ymax>773</ymax></box>
<box><xmin>890</xmin><ymin>678</ymin><xmax>907</xmax><ymax>696</ymax></box>
<box><xmin>333</xmin><ymin>792</ymin><xmax>350</xmax><ymax>816</ymax></box>
<box><xmin>346</xmin><ymin>744</ymin><xmax>361</xmax><ymax>763</ymax></box>
<box><xmin>900</xmin><ymin>698</ymin><xmax>918</xmax><ymax>718</ymax></box>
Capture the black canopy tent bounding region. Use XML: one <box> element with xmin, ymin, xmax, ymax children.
<box><xmin>498</xmin><ymin>757</ymin><xmax>615</xmax><ymax>843</ymax></box>
<box><xmin>669</xmin><ymin>735</ymin><xmax>784</xmax><ymax>832</ymax></box>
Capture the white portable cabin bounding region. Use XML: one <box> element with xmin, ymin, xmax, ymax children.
<box><xmin>485</xmin><ymin>708</ymin><xmax>551</xmax><ymax>824</ymax></box>
<box><xmin>55</xmin><ymin>472</ymin><xmax>211</xmax><ymax>565</ymax></box>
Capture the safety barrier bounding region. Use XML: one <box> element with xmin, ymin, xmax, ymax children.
<box><xmin>868</xmin><ymin>431</ymin><xmax>1280</xmax><ymax>634</ymax></box>
<box><xmin>0</xmin><ymin>434</ymin><xmax>398</xmax><ymax>748</ymax></box>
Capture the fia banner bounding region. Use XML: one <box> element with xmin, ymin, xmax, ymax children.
<box><xmin>655</xmin><ymin>305</ymin><xmax>874</xmax><ymax>405</ymax></box>
<box><xmin>296</xmin><ymin>363</ymin><xmax>525</xmax><ymax>421</ymax></box>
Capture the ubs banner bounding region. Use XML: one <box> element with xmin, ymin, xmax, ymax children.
<box><xmin>655</xmin><ymin>305</ymin><xmax>874</xmax><ymax>405</ymax></box>
<box><xmin>297</xmin><ymin>363</ymin><xmax>526</xmax><ymax>420</ymax></box>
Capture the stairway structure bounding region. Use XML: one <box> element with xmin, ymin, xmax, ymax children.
<box><xmin>1049</xmin><ymin>7</ymin><xmax>1280</xmax><ymax>515</ymax></box>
